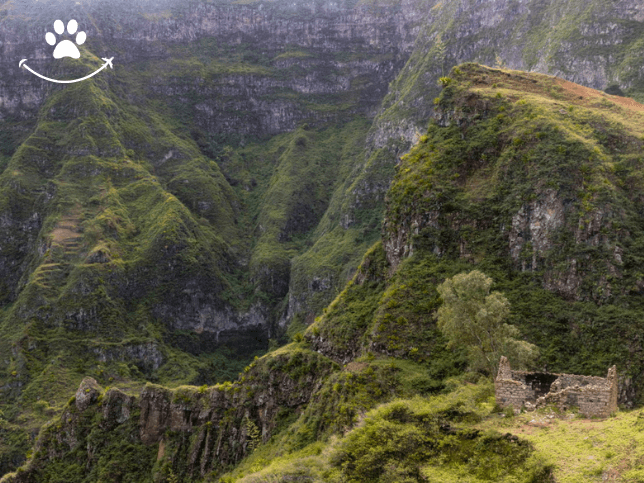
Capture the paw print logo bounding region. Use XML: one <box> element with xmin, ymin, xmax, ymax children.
<box><xmin>20</xmin><ymin>19</ymin><xmax>112</xmax><ymax>83</ymax></box>
<box><xmin>45</xmin><ymin>19</ymin><xmax>87</xmax><ymax>59</ymax></box>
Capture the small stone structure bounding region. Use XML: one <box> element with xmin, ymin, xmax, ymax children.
<box><xmin>495</xmin><ymin>357</ymin><xmax>618</xmax><ymax>418</ymax></box>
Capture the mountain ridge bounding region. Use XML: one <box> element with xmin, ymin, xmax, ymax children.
<box><xmin>4</xmin><ymin>63</ymin><xmax>644</xmax><ymax>482</ymax></box>
<box><xmin>2</xmin><ymin>0</ymin><xmax>644</xmax><ymax>478</ymax></box>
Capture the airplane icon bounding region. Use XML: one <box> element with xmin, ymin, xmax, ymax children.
<box><xmin>101</xmin><ymin>57</ymin><xmax>114</xmax><ymax>69</ymax></box>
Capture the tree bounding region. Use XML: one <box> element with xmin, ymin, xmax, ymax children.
<box><xmin>436</xmin><ymin>270</ymin><xmax>538</xmax><ymax>376</ymax></box>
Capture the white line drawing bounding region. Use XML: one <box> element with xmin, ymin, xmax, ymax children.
<box><xmin>20</xmin><ymin>18</ymin><xmax>113</xmax><ymax>84</ymax></box>
<box><xmin>46</xmin><ymin>19</ymin><xmax>87</xmax><ymax>59</ymax></box>
<box><xmin>19</xmin><ymin>57</ymin><xmax>114</xmax><ymax>84</ymax></box>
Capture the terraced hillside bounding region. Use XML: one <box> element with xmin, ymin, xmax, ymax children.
<box><xmin>1</xmin><ymin>0</ymin><xmax>644</xmax><ymax>478</ymax></box>
<box><xmin>3</xmin><ymin>64</ymin><xmax>644</xmax><ymax>482</ymax></box>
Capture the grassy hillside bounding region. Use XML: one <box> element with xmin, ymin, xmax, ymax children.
<box><xmin>7</xmin><ymin>64</ymin><xmax>644</xmax><ymax>482</ymax></box>
<box><xmin>3</xmin><ymin>0</ymin><xmax>644</xmax><ymax>477</ymax></box>
<box><xmin>285</xmin><ymin>0</ymin><xmax>644</xmax><ymax>335</ymax></box>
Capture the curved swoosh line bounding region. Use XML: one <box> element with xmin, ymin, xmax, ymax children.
<box><xmin>19</xmin><ymin>58</ymin><xmax>112</xmax><ymax>84</ymax></box>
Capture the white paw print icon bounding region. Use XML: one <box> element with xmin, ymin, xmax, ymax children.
<box><xmin>46</xmin><ymin>19</ymin><xmax>86</xmax><ymax>59</ymax></box>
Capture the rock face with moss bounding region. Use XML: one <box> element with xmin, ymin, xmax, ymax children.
<box><xmin>2</xmin><ymin>347</ymin><xmax>338</xmax><ymax>482</ymax></box>
<box><xmin>7</xmin><ymin>62</ymin><xmax>644</xmax><ymax>483</ymax></box>
<box><xmin>0</xmin><ymin>0</ymin><xmax>422</xmax><ymax>137</ymax></box>
<box><xmin>3</xmin><ymin>0</ymin><xmax>644</xmax><ymax>478</ymax></box>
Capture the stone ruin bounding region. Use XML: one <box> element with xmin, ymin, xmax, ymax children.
<box><xmin>495</xmin><ymin>356</ymin><xmax>618</xmax><ymax>418</ymax></box>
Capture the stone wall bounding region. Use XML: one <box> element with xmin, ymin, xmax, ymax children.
<box><xmin>495</xmin><ymin>357</ymin><xmax>618</xmax><ymax>418</ymax></box>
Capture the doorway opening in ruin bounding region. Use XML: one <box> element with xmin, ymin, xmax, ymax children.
<box><xmin>525</xmin><ymin>373</ymin><xmax>559</xmax><ymax>399</ymax></box>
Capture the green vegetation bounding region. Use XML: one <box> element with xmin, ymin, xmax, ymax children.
<box><xmin>383</xmin><ymin>63</ymin><xmax>644</xmax><ymax>389</ymax></box>
<box><xmin>0</xmin><ymin>416</ymin><xmax>30</xmax><ymax>478</ymax></box>
<box><xmin>247</xmin><ymin>120</ymin><xmax>371</xmax><ymax>305</ymax></box>
<box><xmin>330</xmin><ymin>385</ymin><xmax>550</xmax><ymax>483</ymax></box>
<box><xmin>0</xmin><ymin>10</ymin><xmax>397</xmax><ymax>473</ymax></box>
<box><xmin>0</xmin><ymin>49</ymin><xmax>259</xmax><ymax>474</ymax></box>
<box><xmin>7</xmin><ymin>61</ymin><xmax>644</xmax><ymax>481</ymax></box>
<box><xmin>219</xmin><ymin>380</ymin><xmax>554</xmax><ymax>483</ymax></box>
<box><xmin>2</xmin><ymin>0</ymin><xmax>644</xmax><ymax>477</ymax></box>
<box><xmin>197</xmin><ymin>62</ymin><xmax>644</xmax><ymax>482</ymax></box>
<box><xmin>477</xmin><ymin>407</ymin><xmax>644</xmax><ymax>482</ymax></box>
<box><xmin>7</xmin><ymin>397</ymin><xmax>157</xmax><ymax>483</ymax></box>
<box><xmin>437</xmin><ymin>270</ymin><xmax>538</xmax><ymax>376</ymax></box>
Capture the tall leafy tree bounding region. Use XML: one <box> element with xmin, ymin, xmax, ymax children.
<box><xmin>436</xmin><ymin>270</ymin><xmax>538</xmax><ymax>376</ymax></box>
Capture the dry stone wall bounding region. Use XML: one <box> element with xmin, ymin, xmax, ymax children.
<box><xmin>495</xmin><ymin>357</ymin><xmax>618</xmax><ymax>418</ymax></box>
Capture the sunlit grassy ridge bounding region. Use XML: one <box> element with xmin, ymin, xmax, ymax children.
<box><xmin>223</xmin><ymin>380</ymin><xmax>644</xmax><ymax>482</ymax></box>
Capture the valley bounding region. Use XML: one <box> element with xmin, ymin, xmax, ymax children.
<box><xmin>1</xmin><ymin>0</ymin><xmax>644</xmax><ymax>481</ymax></box>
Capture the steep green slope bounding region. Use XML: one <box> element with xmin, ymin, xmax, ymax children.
<box><xmin>0</xmin><ymin>51</ymin><xmax>257</xmax><ymax>471</ymax></box>
<box><xmin>312</xmin><ymin>63</ymin><xmax>644</xmax><ymax>404</ymax></box>
<box><xmin>382</xmin><ymin>64</ymin><xmax>644</xmax><ymax>395</ymax></box>
<box><xmin>8</xmin><ymin>64</ymin><xmax>644</xmax><ymax>482</ymax></box>
<box><xmin>285</xmin><ymin>0</ymin><xmax>644</xmax><ymax>331</ymax></box>
<box><xmin>244</xmin><ymin>121</ymin><xmax>371</xmax><ymax>308</ymax></box>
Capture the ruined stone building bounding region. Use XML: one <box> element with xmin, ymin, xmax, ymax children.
<box><xmin>495</xmin><ymin>356</ymin><xmax>618</xmax><ymax>418</ymax></box>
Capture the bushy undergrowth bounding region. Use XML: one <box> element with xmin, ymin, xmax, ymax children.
<box><xmin>223</xmin><ymin>381</ymin><xmax>553</xmax><ymax>483</ymax></box>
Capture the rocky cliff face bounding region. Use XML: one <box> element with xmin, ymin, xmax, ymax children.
<box><xmin>3</xmin><ymin>0</ymin><xmax>644</xmax><ymax>477</ymax></box>
<box><xmin>0</xmin><ymin>0</ymin><xmax>424</xmax><ymax>136</ymax></box>
<box><xmin>3</xmin><ymin>0</ymin><xmax>644</xmax><ymax>340</ymax></box>
<box><xmin>3</xmin><ymin>346</ymin><xmax>338</xmax><ymax>482</ymax></box>
<box><xmin>284</xmin><ymin>0</ymin><xmax>644</xmax><ymax>331</ymax></box>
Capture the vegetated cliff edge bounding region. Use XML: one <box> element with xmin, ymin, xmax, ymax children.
<box><xmin>389</xmin><ymin>63</ymin><xmax>644</xmax><ymax>397</ymax></box>
<box><xmin>5</xmin><ymin>64</ymin><xmax>644</xmax><ymax>482</ymax></box>
<box><xmin>282</xmin><ymin>0</ymin><xmax>644</xmax><ymax>332</ymax></box>
<box><xmin>2</xmin><ymin>0</ymin><xmax>644</xmax><ymax>476</ymax></box>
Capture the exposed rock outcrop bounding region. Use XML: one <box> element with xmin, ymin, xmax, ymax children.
<box><xmin>3</xmin><ymin>347</ymin><xmax>337</xmax><ymax>481</ymax></box>
<box><xmin>74</xmin><ymin>377</ymin><xmax>102</xmax><ymax>412</ymax></box>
